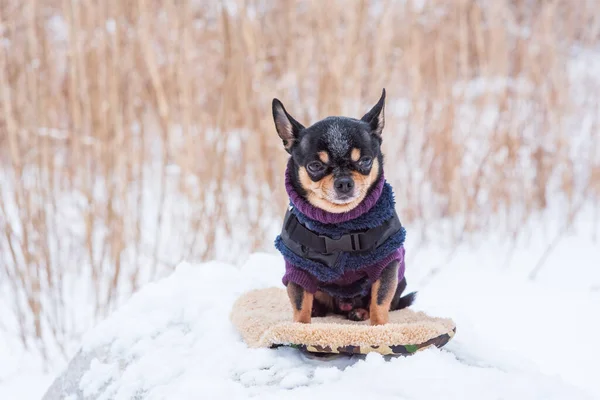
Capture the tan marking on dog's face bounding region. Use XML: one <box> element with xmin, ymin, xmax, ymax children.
<box><xmin>318</xmin><ymin>151</ymin><xmax>329</xmax><ymax>164</ymax></box>
<box><xmin>351</xmin><ymin>148</ymin><xmax>361</xmax><ymax>162</ymax></box>
<box><xmin>298</xmin><ymin>158</ymin><xmax>380</xmax><ymax>213</ymax></box>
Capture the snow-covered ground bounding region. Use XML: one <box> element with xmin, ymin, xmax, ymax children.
<box><xmin>1</xmin><ymin>203</ymin><xmax>591</xmax><ymax>400</ymax></box>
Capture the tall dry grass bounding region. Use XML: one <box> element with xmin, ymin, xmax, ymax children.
<box><xmin>0</xmin><ymin>0</ymin><xmax>599</xmax><ymax>362</ymax></box>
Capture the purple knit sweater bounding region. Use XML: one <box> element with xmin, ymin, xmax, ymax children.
<box><xmin>280</xmin><ymin>167</ymin><xmax>405</xmax><ymax>298</ymax></box>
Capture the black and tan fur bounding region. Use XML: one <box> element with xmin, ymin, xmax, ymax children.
<box><xmin>272</xmin><ymin>89</ymin><xmax>416</xmax><ymax>325</ymax></box>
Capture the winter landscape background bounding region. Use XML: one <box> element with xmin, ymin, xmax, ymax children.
<box><xmin>1</xmin><ymin>1</ymin><xmax>599</xmax><ymax>399</ymax></box>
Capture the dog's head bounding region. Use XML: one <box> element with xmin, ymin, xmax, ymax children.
<box><xmin>272</xmin><ymin>89</ymin><xmax>386</xmax><ymax>213</ymax></box>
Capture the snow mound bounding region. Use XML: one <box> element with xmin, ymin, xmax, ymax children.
<box><xmin>42</xmin><ymin>253</ymin><xmax>597</xmax><ymax>400</ymax></box>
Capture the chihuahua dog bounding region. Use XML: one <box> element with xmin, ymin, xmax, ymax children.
<box><xmin>273</xmin><ymin>89</ymin><xmax>416</xmax><ymax>325</ymax></box>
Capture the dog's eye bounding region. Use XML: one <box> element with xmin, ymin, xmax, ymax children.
<box><xmin>358</xmin><ymin>156</ymin><xmax>373</xmax><ymax>168</ymax></box>
<box><xmin>307</xmin><ymin>161</ymin><xmax>325</xmax><ymax>174</ymax></box>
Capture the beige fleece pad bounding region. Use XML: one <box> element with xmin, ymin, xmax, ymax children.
<box><xmin>230</xmin><ymin>287</ymin><xmax>456</xmax><ymax>355</ymax></box>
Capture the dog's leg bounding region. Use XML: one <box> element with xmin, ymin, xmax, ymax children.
<box><xmin>389</xmin><ymin>276</ymin><xmax>417</xmax><ymax>310</ymax></box>
<box><xmin>369</xmin><ymin>260</ymin><xmax>399</xmax><ymax>325</ymax></box>
<box><xmin>287</xmin><ymin>282</ymin><xmax>314</xmax><ymax>323</ymax></box>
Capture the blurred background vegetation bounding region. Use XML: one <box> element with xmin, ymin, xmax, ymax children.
<box><xmin>1</xmin><ymin>0</ymin><xmax>599</xmax><ymax>363</ymax></box>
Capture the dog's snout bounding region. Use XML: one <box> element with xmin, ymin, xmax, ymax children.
<box><xmin>334</xmin><ymin>177</ymin><xmax>354</xmax><ymax>195</ymax></box>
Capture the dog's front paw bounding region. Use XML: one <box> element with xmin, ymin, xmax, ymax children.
<box><xmin>347</xmin><ymin>308</ymin><xmax>370</xmax><ymax>321</ymax></box>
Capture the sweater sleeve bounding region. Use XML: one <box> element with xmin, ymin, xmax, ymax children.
<box><xmin>281</xmin><ymin>261</ymin><xmax>318</xmax><ymax>294</ymax></box>
<box><xmin>364</xmin><ymin>247</ymin><xmax>405</xmax><ymax>283</ymax></box>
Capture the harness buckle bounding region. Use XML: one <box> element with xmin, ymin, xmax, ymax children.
<box><xmin>322</xmin><ymin>232</ymin><xmax>363</xmax><ymax>253</ymax></box>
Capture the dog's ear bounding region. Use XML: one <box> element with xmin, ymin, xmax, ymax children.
<box><xmin>360</xmin><ymin>88</ymin><xmax>386</xmax><ymax>137</ymax></box>
<box><xmin>272</xmin><ymin>99</ymin><xmax>305</xmax><ymax>152</ymax></box>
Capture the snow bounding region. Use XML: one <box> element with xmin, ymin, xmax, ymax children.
<box><xmin>0</xmin><ymin>324</ymin><xmax>56</xmax><ymax>400</ymax></box>
<box><xmin>0</xmin><ymin>374</ymin><xmax>52</xmax><ymax>400</ymax></box>
<box><xmin>35</xmin><ymin>208</ymin><xmax>600</xmax><ymax>400</ymax></box>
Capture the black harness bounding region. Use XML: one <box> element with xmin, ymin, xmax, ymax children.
<box><xmin>279</xmin><ymin>207</ymin><xmax>403</xmax><ymax>268</ymax></box>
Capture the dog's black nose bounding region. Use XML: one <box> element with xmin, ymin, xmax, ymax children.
<box><xmin>334</xmin><ymin>177</ymin><xmax>354</xmax><ymax>195</ymax></box>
